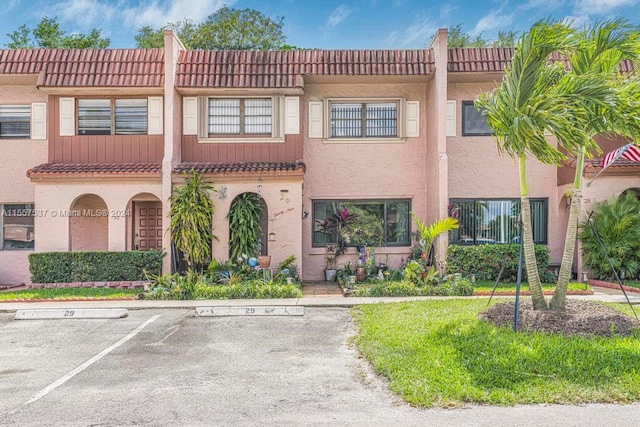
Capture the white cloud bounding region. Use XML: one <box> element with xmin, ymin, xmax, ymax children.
<box><xmin>521</xmin><ymin>0</ymin><xmax>562</xmax><ymax>11</ymax></box>
<box><xmin>563</xmin><ymin>14</ymin><xmax>592</xmax><ymax>29</ymax></box>
<box><xmin>45</xmin><ymin>0</ymin><xmax>117</xmax><ymax>29</ymax></box>
<box><xmin>324</xmin><ymin>4</ymin><xmax>351</xmax><ymax>28</ymax></box>
<box><xmin>471</xmin><ymin>9</ymin><xmax>514</xmax><ymax>36</ymax></box>
<box><xmin>574</xmin><ymin>0</ymin><xmax>637</xmax><ymax>14</ymax></box>
<box><xmin>399</xmin><ymin>13</ymin><xmax>437</xmax><ymax>46</ymax></box>
<box><xmin>122</xmin><ymin>0</ymin><xmax>230</xmax><ymax>28</ymax></box>
<box><xmin>42</xmin><ymin>0</ymin><xmax>232</xmax><ymax>31</ymax></box>
<box><xmin>3</xmin><ymin>0</ymin><xmax>20</xmax><ymax>12</ymax></box>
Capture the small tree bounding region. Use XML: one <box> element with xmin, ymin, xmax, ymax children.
<box><xmin>169</xmin><ymin>171</ymin><xmax>216</xmax><ymax>269</ymax></box>
<box><xmin>6</xmin><ymin>16</ymin><xmax>110</xmax><ymax>48</ymax></box>
<box><xmin>135</xmin><ymin>7</ymin><xmax>286</xmax><ymax>50</ymax></box>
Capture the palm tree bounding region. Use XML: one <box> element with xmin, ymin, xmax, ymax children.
<box><xmin>475</xmin><ymin>20</ymin><xmax>600</xmax><ymax>310</ymax></box>
<box><xmin>411</xmin><ymin>213</ymin><xmax>459</xmax><ymax>265</ymax></box>
<box><xmin>549</xmin><ymin>19</ymin><xmax>640</xmax><ymax>311</ymax></box>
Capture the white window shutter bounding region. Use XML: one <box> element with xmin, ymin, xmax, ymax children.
<box><xmin>59</xmin><ymin>97</ymin><xmax>75</xmax><ymax>136</ymax></box>
<box><xmin>405</xmin><ymin>101</ymin><xmax>419</xmax><ymax>138</ymax></box>
<box><xmin>183</xmin><ymin>97</ymin><xmax>198</xmax><ymax>135</ymax></box>
<box><xmin>31</xmin><ymin>102</ymin><xmax>47</xmax><ymax>140</ymax></box>
<box><xmin>147</xmin><ymin>96</ymin><xmax>163</xmax><ymax>135</ymax></box>
<box><xmin>446</xmin><ymin>100</ymin><xmax>456</xmax><ymax>137</ymax></box>
<box><xmin>284</xmin><ymin>96</ymin><xmax>300</xmax><ymax>135</ymax></box>
<box><xmin>308</xmin><ymin>101</ymin><xmax>323</xmax><ymax>138</ymax></box>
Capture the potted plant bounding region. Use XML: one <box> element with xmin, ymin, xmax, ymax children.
<box><xmin>324</xmin><ymin>244</ymin><xmax>338</xmax><ymax>281</ymax></box>
<box><xmin>257</xmin><ymin>255</ymin><xmax>271</xmax><ymax>268</ymax></box>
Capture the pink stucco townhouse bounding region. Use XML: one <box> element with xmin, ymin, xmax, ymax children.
<box><xmin>0</xmin><ymin>29</ymin><xmax>636</xmax><ymax>284</ymax></box>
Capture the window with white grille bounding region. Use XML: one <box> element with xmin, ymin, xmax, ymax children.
<box><xmin>330</xmin><ymin>102</ymin><xmax>397</xmax><ymax>138</ymax></box>
<box><xmin>208</xmin><ymin>98</ymin><xmax>272</xmax><ymax>135</ymax></box>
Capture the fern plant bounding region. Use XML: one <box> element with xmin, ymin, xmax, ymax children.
<box><xmin>579</xmin><ymin>192</ymin><xmax>640</xmax><ymax>280</ymax></box>
<box><xmin>228</xmin><ymin>193</ymin><xmax>264</xmax><ymax>261</ymax></box>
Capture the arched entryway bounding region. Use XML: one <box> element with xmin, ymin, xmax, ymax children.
<box><xmin>128</xmin><ymin>193</ymin><xmax>163</xmax><ymax>251</ymax></box>
<box><xmin>621</xmin><ymin>188</ymin><xmax>640</xmax><ymax>200</ymax></box>
<box><xmin>70</xmin><ymin>194</ymin><xmax>108</xmax><ymax>251</ymax></box>
<box><xmin>228</xmin><ymin>192</ymin><xmax>268</xmax><ymax>259</ymax></box>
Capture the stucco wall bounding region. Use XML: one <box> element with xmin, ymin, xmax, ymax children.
<box><xmin>0</xmin><ymin>83</ymin><xmax>49</xmax><ymax>284</ymax></box>
<box><xmin>302</xmin><ymin>82</ymin><xmax>428</xmax><ymax>280</ymax></box>
<box><xmin>70</xmin><ymin>194</ymin><xmax>109</xmax><ymax>251</ymax></box>
<box><xmin>208</xmin><ymin>177</ymin><xmax>303</xmax><ymax>277</ymax></box>
<box><xmin>447</xmin><ymin>82</ymin><xmax>566</xmax><ymax>262</ymax></box>
<box><xmin>33</xmin><ymin>179</ymin><xmax>162</xmax><ymax>256</ymax></box>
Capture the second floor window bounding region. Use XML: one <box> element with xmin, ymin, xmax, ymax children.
<box><xmin>0</xmin><ymin>105</ymin><xmax>30</xmax><ymax>139</ymax></box>
<box><xmin>330</xmin><ymin>102</ymin><xmax>397</xmax><ymax>138</ymax></box>
<box><xmin>78</xmin><ymin>99</ymin><xmax>148</xmax><ymax>135</ymax></box>
<box><xmin>462</xmin><ymin>101</ymin><xmax>491</xmax><ymax>136</ymax></box>
<box><xmin>208</xmin><ymin>98</ymin><xmax>272</xmax><ymax>135</ymax></box>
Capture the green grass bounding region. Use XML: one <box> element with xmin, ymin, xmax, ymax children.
<box><xmin>473</xmin><ymin>281</ymin><xmax>590</xmax><ymax>293</ymax></box>
<box><xmin>354</xmin><ymin>299</ymin><xmax>640</xmax><ymax>407</ymax></box>
<box><xmin>0</xmin><ymin>287</ymin><xmax>140</xmax><ymax>301</ymax></box>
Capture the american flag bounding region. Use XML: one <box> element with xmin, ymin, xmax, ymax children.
<box><xmin>601</xmin><ymin>143</ymin><xmax>640</xmax><ymax>169</ymax></box>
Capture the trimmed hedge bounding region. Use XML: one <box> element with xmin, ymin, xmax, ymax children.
<box><xmin>29</xmin><ymin>251</ymin><xmax>163</xmax><ymax>283</ymax></box>
<box><xmin>447</xmin><ymin>244</ymin><xmax>554</xmax><ymax>283</ymax></box>
<box><xmin>352</xmin><ymin>279</ymin><xmax>474</xmax><ymax>297</ymax></box>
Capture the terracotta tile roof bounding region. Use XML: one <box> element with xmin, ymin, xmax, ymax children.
<box><xmin>585</xmin><ymin>158</ymin><xmax>640</xmax><ymax>169</ymax></box>
<box><xmin>0</xmin><ymin>49</ymin><xmax>164</xmax><ymax>87</ymax></box>
<box><xmin>448</xmin><ymin>48</ymin><xmax>637</xmax><ymax>73</ymax></box>
<box><xmin>448</xmin><ymin>47</ymin><xmax>514</xmax><ymax>72</ymax></box>
<box><xmin>174</xmin><ymin>161</ymin><xmax>306</xmax><ymax>174</ymax></box>
<box><xmin>176</xmin><ymin>49</ymin><xmax>434</xmax><ymax>88</ymax></box>
<box><xmin>27</xmin><ymin>162</ymin><xmax>161</xmax><ymax>177</ymax></box>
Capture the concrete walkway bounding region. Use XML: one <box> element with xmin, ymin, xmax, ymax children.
<box><xmin>0</xmin><ymin>286</ymin><xmax>638</xmax><ymax>312</ymax></box>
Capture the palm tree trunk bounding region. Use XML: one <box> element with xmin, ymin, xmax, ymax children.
<box><xmin>519</xmin><ymin>157</ymin><xmax>548</xmax><ymax>310</ymax></box>
<box><xmin>550</xmin><ymin>148</ymin><xmax>585</xmax><ymax>311</ymax></box>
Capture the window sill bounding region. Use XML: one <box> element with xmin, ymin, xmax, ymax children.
<box><xmin>198</xmin><ymin>137</ymin><xmax>285</xmax><ymax>144</ymax></box>
<box><xmin>322</xmin><ymin>137</ymin><xmax>406</xmax><ymax>144</ymax></box>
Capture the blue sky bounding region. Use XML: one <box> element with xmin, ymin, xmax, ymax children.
<box><xmin>1</xmin><ymin>0</ymin><xmax>640</xmax><ymax>49</ymax></box>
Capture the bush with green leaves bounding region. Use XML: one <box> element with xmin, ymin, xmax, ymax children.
<box><xmin>447</xmin><ymin>244</ymin><xmax>552</xmax><ymax>282</ymax></box>
<box><xmin>579</xmin><ymin>193</ymin><xmax>640</xmax><ymax>280</ymax></box>
<box><xmin>29</xmin><ymin>251</ymin><xmax>163</xmax><ymax>283</ymax></box>
<box><xmin>352</xmin><ymin>277</ymin><xmax>473</xmax><ymax>297</ymax></box>
<box><xmin>144</xmin><ymin>272</ymin><xmax>301</xmax><ymax>300</ymax></box>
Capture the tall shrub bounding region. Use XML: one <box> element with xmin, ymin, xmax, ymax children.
<box><xmin>579</xmin><ymin>193</ymin><xmax>640</xmax><ymax>280</ymax></box>
<box><xmin>228</xmin><ymin>193</ymin><xmax>264</xmax><ymax>261</ymax></box>
<box><xmin>169</xmin><ymin>171</ymin><xmax>216</xmax><ymax>269</ymax></box>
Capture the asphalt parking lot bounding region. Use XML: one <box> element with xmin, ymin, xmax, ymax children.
<box><xmin>1</xmin><ymin>307</ymin><xmax>640</xmax><ymax>426</ymax></box>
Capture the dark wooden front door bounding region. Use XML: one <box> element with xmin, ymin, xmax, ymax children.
<box><xmin>134</xmin><ymin>202</ymin><xmax>162</xmax><ymax>250</ymax></box>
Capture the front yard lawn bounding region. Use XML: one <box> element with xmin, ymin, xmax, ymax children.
<box><xmin>353</xmin><ymin>299</ymin><xmax>640</xmax><ymax>407</ymax></box>
<box><xmin>473</xmin><ymin>281</ymin><xmax>591</xmax><ymax>294</ymax></box>
<box><xmin>0</xmin><ymin>287</ymin><xmax>140</xmax><ymax>301</ymax></box>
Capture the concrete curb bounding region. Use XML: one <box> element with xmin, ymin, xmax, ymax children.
<box><xmin>0</xmin><ymin>292</ymin><xmax>638</xmax><ymax>312</ymax></box>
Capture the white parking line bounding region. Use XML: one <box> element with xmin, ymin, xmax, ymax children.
<box><xmin>24</xmin><ymin>314</ymin><xmax>161</xmax><ymax>405</ymax></box>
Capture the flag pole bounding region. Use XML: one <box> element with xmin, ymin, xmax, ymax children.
<box><xmin>586</xmin><ymin>143</ymin><xmax>632</xmax><ymax>187</ymax></box>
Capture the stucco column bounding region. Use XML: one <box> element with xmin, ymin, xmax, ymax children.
<box><xmin>426</xmin><ymin>28</ymin><xmax>450</xmax><ymax>260</ymax></box>
<box><xmin>161</xmin><ymin>30</ymin><xmax>185</xmax><ymax>274</ymax></box>
<box><xmin>108</xmin><ymin>215</ymin><xmax>127</xmax><ymax>251</ymax></box>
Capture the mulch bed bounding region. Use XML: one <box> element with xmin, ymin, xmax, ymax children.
<box><xmin>479</xmin><ymin>300</ymin><xmax>640</xmax><ymax>337</ymax></box>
